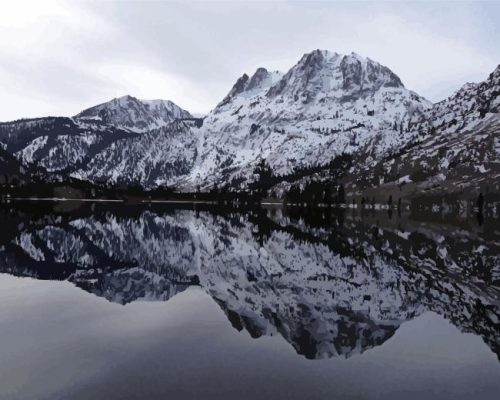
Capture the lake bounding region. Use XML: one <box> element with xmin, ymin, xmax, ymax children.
<box><xmin>0</xmin><ymin>202</ymin><xmax>499</xmax><ymax>399</ymax></box>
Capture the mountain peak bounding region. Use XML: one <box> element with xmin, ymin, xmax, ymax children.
<box><xmin>246</xmin><ymin>68</ymin><xmax>270</xmax><ymax>91</ymax></box>
<box><xmin>216</xmin><ymin>68</ymin><xmax>283</xmax><ymax>110</ymax></box>
<box><xmin>266</xmin><ymin>50</ymin><xmax>404</xmax><ymax>100</ymax></box>
<box><xmin>218</xmin><ymin>73</ymin><xmax>250</xmax><ymax>106</ymax></box>
<box><xmin>111</xmin><ymin>94</ymin><xmax>138</xmax><ymax>105</ymax></box>
<box><xmin>216</xmin><ymin>50</ymin><xmax>406</xmax><ymax>111</ymax></box>
<box><xmin>75</xmin><ymin>96</ymin><xmax>191</xmax><ymax>132</ymax></box>
<box><xmin>295</xmin><ymin>49</ymin><xmax>340</xmax><ymax>71</ymax></box>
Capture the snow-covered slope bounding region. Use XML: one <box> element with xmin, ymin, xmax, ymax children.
<box><xmin>0</xmin><ymin>117</ymin><xmax>135</xmax><ymax>175</ymax></box>
<box><xmin>73</xmin><ymin>120</ymin><xmax>198</xmax><ymax>187</ymax></box>
<box><xmin>0</xmin><ymin>96</ymin><xmax>193</xmax><ymax>181</ymax></box>
<box><xmin>75</xmin><ymin>95</ymin><xmax>192</xmax><ymax>132</ymax></box>
<box><xmin>186</xmin><ymin>50</ymin><xmax>431</xmax><ymax>189</ymax></box>
<box><xmin>345</xmin><ymin>64</ymin><xmax>500</xmax><ymax>200</ymax></box>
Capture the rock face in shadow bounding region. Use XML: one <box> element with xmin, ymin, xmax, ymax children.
<box><xmin>0</xmin><ymin>205</ymin><xmax>499</xmax><ymax>360</ymax></box>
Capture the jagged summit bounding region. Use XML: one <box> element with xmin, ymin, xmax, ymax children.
<box><xmin>216</xmin><ymin>68</ymin><xmax>283</xmax><ymax>109</ymax></box>
<box><xmin>218</xmin><ymin>50</ymin><xmax>407</xmax><ymax>109</ymax></box>
<box><xmin>267</xmin><ymin>49</ymin><xmax>404</xmax><ymax>101</ymax></box>
<box><xmin>75</xmin><ymin>95</ymin><xmax>192</xmax><ymax>132</ymax></box>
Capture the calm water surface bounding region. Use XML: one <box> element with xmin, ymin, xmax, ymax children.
<box><xmin>0</xmin><ymin>203</ymin><xmax>499</xmax><ymax>399</ymax></box>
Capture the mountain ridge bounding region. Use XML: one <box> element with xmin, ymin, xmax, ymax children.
<box><xmin>0</xmin><ymin>50</ymin><xmax>498</xmax><ymax>200</ymax></box>
<box><xmin>75</xmin><ymin>94</ymin><xmax>192</xmax><ymax>132</ymax></box>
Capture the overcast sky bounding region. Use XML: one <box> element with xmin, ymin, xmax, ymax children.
<box><xmin>0</xmin><ymin>0</ymin><xmax>499</xmax><ymax>121</ymax></box>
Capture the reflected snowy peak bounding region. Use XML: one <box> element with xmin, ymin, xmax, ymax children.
<box><xmin>0</xmin><ymin>204</ymin><xmax>499</xmax><ymax>360</ymax></box>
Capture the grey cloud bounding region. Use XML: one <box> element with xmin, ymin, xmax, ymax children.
<box><xmin>0</xmin><ymin>0</ymin><xmax>499</xmax><ymax>120</ymax></box>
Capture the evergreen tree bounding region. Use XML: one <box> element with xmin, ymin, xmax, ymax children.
<box><xmin>477</xmin><ymin>192</ymin><xmax>484</xmax><ymax>211</ymax></box>
<box><xmin>337</xmin><ymin>184</ymin><xmax>345</xmax><ymax>204</ymax></box>
<box><xmin>253</xmin><ymin>158</ymin><xmax>273</xmax><ymax>198</ymax></box>
<box><xmin>285</xmin><ymin>185</ymin><xmax>300</xmax><ymax>204</ymax></box>
<box><xmin>324</xmin><ymin>186</ymin><xmax>332</xmax><ymax>206</ymax></box>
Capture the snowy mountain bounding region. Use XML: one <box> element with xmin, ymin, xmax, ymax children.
<box><xmin>0</xmin><ymin>50</ymin><xmax>498</xmax><ymax>196</ymax></box>
<box><xmin>186</xmin><ymin>50</ymin><xmax>431</xmax><ymax>189</ymax></box>
<box><xmin>0</xmin><ymin>96</ymin><xmax>193</xmax><ymax>179</ymax></box>
<box><xmin>75</xmin><ymin>95</ymin><xmax>192</xmax><ymax>132</ymax></box>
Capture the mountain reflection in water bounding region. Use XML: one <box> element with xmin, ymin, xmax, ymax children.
<box><xmin>0</xmin><ymin>202</ymin><xmax>499</xmax><ymax>361</ymax></box>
